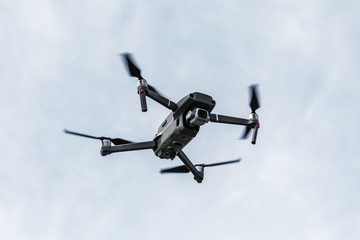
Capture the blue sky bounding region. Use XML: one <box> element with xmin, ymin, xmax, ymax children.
<box><xmin>1</xmin><ymin>0</ymin><xmax>360</xmax><ymax>239</ymax></box>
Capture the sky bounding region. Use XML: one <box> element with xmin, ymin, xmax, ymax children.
<box><xmin>1</xmin><ymin>0</ymin><xmax>360</xmax><ymax>239</ymax></box>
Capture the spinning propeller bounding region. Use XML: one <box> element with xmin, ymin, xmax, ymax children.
<box><xmin>160</xmin><ymin>159</ymin><xmax>241</xmax><ymax>174</ymax></box>
<box><xmin>121</xmin><ymin>53</ymin><xmax>148</xmax><ymax>111</ymax></box>
<box><xmin>241</xmin><ymin>84</ymin><xmax>261</xmax><ymax>144</ymax></box>
<box><xmin>122</xmin><ymin>53</ymin><xmax>143</xmax><ymax>80</ymax></box>
<box><xmin>63</xmin><ymin>129</ymin><xmax>132</xmax><ymax>145</ymax></box>
<box><xmin>121</xmin><ymin>53</ymin><xmax>164</xmax><ymax>112</ymax></box>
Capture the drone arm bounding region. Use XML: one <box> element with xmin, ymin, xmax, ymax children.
<box><xmin>210</xmin><ymin>113</ymin><xmax>260</xmax><ymax>144</ymax></box>
<box><xmin>209</xmin><ymin>113</ymin><xmax>250</xmax><ymax>126</ymax></box>
<box><xmin>101</xmin><ymin>141</ymin><xmax>156</xmax><ymax>156</ymax></box>
<box><xmin>146</xmin><ymin>88</ymin><xmax>177</xmax><ymax>111</ymax></box>
<box><xmin>122</xmin><ymin>53</ymin><xmax>177</xmax><ymax>111</ymax></box>
<box><xmin>177</xmin><ymin>150</ymin><xmax>204</xmax><ymax>183</ymax></box>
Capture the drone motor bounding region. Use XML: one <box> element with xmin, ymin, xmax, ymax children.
<box><xmin>248</xmin><ymin>112</ymin><xmax>258</xmax><ymax>122</ymax></box>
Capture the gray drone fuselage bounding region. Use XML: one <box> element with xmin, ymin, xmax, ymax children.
<box><xmin>153</xmin><ymin>92</ymin><xmax>216</xmax><ymax>159</ymax></box>
<box><xmin>64</xmin><ymin>53</ymin><xmax>260</xmax><ymax>183</ymax></box>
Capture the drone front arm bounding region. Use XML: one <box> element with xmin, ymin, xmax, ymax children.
<box><xmin>209</xmin><ymin>113</ymin><xmax>250</xmax><ymax>126</ymax></box>
<box><xmin>210</xmin><ymin>113</ymin><xmax>260</xmax><ymax>144</ymax></box>
<box><xmin>177</xmin><ymin>150</ymin><xmax>204</xmax><ymax>183</ymax></box>
<box><xmin>146</xmin><ymin>88</ymin><xmax>177</xmax><ymax>111</ymax></box>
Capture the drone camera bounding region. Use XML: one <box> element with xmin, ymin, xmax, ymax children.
<box><xmin>186</xmin><ymin>108</ymin><xmax>210</xmax><ymax>127</ymax></box>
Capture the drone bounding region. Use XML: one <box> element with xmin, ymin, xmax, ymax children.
<box><xmin>64</xmin><ymin>53</ymin><xmax>261</xmax><ymax>183</ymax></box>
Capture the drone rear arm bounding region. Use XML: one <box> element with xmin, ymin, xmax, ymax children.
<box><xmin>177</xmin><ymin>150</ymin><xmax>204</xmax><ymax>183</ymax></box>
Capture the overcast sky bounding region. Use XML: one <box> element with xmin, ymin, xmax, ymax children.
<box><xmin>1</xmin><ymin>0</ymin><xmax>360</xmax><ymax>239</ymax></box>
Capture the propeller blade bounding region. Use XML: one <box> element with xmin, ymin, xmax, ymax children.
<box><xmin>202</xmin><ymin>158</ymin><xmax>241</xmax><ymax>168</ymax></box>
<box><xmin>63</xmin><ymin>129</ymin><xmax>102</xmax><ymax>140</ymax></box>
<box><xmin>148</xmin><ymin>84</ymin><xmax>171</xmax><ymax>100</ymax></box>
<box><xmin>241</xmin><ymin>126</ymin><xmax>252</xmax><ymax>139</ymax></box>
<box><xmin>110</xmin><ymin>138</ymin><xmax>133</xmax><ymax>145</ymax></box>
<box><xmin>121</xmin><ymin>53</ymin><xmax>143</xmax><ymax>79</ymax></box>
<box><xmin>249</xmin><ymin>85</ymin><xmax>260</xmax><ymax>113</ymax></box>
<box><xmin>63</xmin><ymin>129</ymin><xmax>132</xmax><ymax>145</ymax></box>
<box><xmin>160</xmin><ymin>165</ymin><xmax>190</xmax><ymax>173</ymax></box>
<box><xmin>160</xmin><ymin>159</ymin><xmax>240</xmax><ymax>174</ymax></box>
<box><xmin>148</xmin><ymin>84</ymin><xmax>159</xmax><ymax>95</ymax></box>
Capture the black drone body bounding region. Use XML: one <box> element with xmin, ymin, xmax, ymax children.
<box><xmin>64</xmin><ymin>53</ymin><xmax>261</xmax><ymax>183</ymax></box>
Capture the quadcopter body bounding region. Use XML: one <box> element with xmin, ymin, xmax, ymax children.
<box><xmin>152</xmin><ymin>92</ymin><xmax>215</xmax><ymax>159</ymax></box>
<box><xmin>64</xmin><ymin>53</ymin><xmax>261</xmax><ymax>183</ymax></box>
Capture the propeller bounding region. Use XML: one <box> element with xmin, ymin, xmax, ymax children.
<box><xmin>63</xmin><ymin>129</ymin><xmax>132</xmax><ymax>145</ymax></box>
<box><xmin>160</xmin><ymin>165</ymin><xmax>190</xmax><ymax>173</ymax></box>
<box><xmin>120</xmin><ymin>53</ymin><xmax>163</xmax><ymax>93</ymax></box>
<box><xmin>241</xmin><ymin>127</ymin><xmax>252</xmax><ymax>140</ymax></box>
<box><xmin>120</xmin><ymin>53</ymin><xmax>148</xmax><ymax>111</ymax></box>
<box><xmin>241</xmin><ymin>84</ymin><xmax>260</xmax><ymax>140</ymax></box>
<box><xmin>160</xmin><ymin>158</ymin><xmax>241</xmax><ymax>174</ymax></box>
<box><xmin>147</xmin><ymin>84</ymin><xmax>163</xmax><ymax>96</ymax></box>
<box><xmin>121</xmin><ymin>53</ymin><xmax>143</xmax><ymax>80</ymax></box>
<box><xmin>249</xmin><ymin>84</ymin><xmax>260</xmax><ymax>113</ymax></box>
<box><xmin>120</xmin><ymin>53</ymin><xmax>170</xmax><ymax>112</ymax></box>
